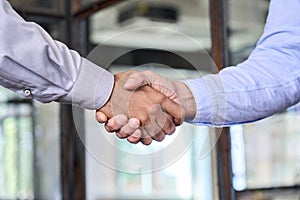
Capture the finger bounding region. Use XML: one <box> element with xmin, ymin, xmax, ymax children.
<box><xmin>145</xmin><ymin>104</ymin><xmax>167</xmax><ymax>138</ymax></box>
<box><xmin>140</xmin><ymin>137</ymin><xmax>152</xmax><ymax>145</ymax></box>
<box><xmin>124</xmin><ymin>71</ymin><xmax>180</xmax><ymax>105</ymax></box>
<box><xmin>162</xmin><ymin>98</ymin><xmax>185</xmax><ymax>126</ymax></box>
<box><xmin>104</xmin><ymin>114</ymin><xmax>128</xmax><ymax>132</ymax></box>
<box><xmin>116</xmin><ymin>131</ymin><xmax>128</xmax><ymax>139</ymax></box>
<box><xmin>95</xmin><ymin>111</ymin><xmax>108</xmax><ymax>123</ymax></box>
<box><xmin>127</xmin><ymin>129</ymin><xmax>142</xmax><ymax>144</ymax></box>
<box><xmin>114</xmin><ymin>117</ymin><xmax>139</xmax><ymax>139</ymax></box>
<box><xmin>151</xmin><ymin>114</ymin><xmax>175</xmax><ymax>141</ymax></box>
<box><xmin>160</xmin><ymin>114</ymin><xmax>176</xmax><ymax>135</ymax></box>
<box><xmin>152</xmin><ymin>131</ymin><xmax>165</xmax><ymax>142</ymax></box>
<box><xmin>117</xmin><ymin>118</ymin><xmax>140</xmax><ymax>138</ymax></box>
<box><xmin>124</xmin><ymin>71</ymin><xmax>151</xmax><ymax>90</ymax></box>
<box><xmin>140</xmin><ymin>127</ymin><xmax>153</xmax><ymax>145</ymax></box>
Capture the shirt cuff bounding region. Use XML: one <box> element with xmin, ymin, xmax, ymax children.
<box><xmin>61</xmin><ymin>58</ymin><xmax>114</xmax><ymax>110</ymax></box>
<box><xmin>183</xmin><ymin>75</ymin><xmax>227</xmax><ymax>126</ymax></box>
<box><xmin>183</xmin><ymin>78</ymin><xmax>212</xmax><ymax>124</ymax></box>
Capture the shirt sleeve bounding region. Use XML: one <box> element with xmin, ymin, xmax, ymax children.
<box><xmin>0</xmin><ymin>0</ymin><xmax>114</xmax><ymax>110</ymax></box>
<box><xmin>184</xmin><ymin>0</ymin><xmax>300</xmax><ymax>126</ymax></box>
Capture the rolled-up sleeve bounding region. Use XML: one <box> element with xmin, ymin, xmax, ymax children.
<box><xmin>0</xmin><ymin>0</ymin><xmax>113</xmax><ymax>109</ymax></box>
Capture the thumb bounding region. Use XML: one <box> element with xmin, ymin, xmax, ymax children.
<box><xmin>95</xmin><ymin>111</ymin><xmax>108</xmax><ymax>123</ymax></box>
<box><xmin>124</xmin><ymin>71</ymin><xmax>152</xmax><ymax>90</ymax></box>
<box><xmin>162</xmin><ymin>98</ymin><xmax>185</xmax><ymax>126</ymax></box>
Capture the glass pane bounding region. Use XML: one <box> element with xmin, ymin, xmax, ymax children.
<box><xmin>85</xmin><ymin>109</ymin><xmax>214</xmax><ymax>200</ymax></box>
<box><xmin>0</xmin><ymin>88</ymin><xmax>34</xmax><ymax>199</ymax></box>
<box><xmin>34</xmin><ymin>102</ymin><xmax>61</xmax><ymax>199</ymax></box>
<box><xmin>79</xmin><ymin>0</ymin><xmax>107</xmax><ymax>7</ymax></box>
<box><xmin>228</xmin><ymin>0</ymin><xmax>269</xmax><ymax>65</ymax></box>
<box><xmin>114</xmin><ymin>125</ymin><xmax>196</xmax><ymax>198</ymax></box>
<box><xmin>0</xmin><ymin>88</ymin><xmax>60</xmax><ymax>200</ymax></box>
<box><xmin>232</xmin><ymin>104</ymin><xmax>300</xmax><ymax>190</ymax></box>
<box><xmin>85</xmin><ymin>66</ymin><xmax>213</xmax><ymax>200</ymax></box>
<box><xmin>9</xmin><ymin>0</ymin><xmax>64</xmax><ymax>14</ymax></box>
<box><xmin>89</xmin><ymin>0</ymin><xmax>213</xmax><ymax>71</ymax></box>
<box><xmin>87</xmin><ymin>0</ymin><xmax>215</xmax><ymax>199</ymax></box>
<box><xmin>237</xmin><ymin>189</ymin><xmax>300</xmax><ymax>200</ymax></box>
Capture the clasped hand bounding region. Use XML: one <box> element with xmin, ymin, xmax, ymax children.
<box><xmin>96</xmin><ymin>70</ymin><xmax>196</xmax><ymax>145</ymax></box>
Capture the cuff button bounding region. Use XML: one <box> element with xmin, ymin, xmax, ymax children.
<box><xmin>24</xmin><ymin>89</ymin><xmax>32</xmax><ymax>97</ymax></box>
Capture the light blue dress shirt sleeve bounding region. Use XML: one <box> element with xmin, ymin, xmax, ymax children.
<box><xmin>184</xmin><ymin>0</ymin><xmax>300</xmax><ymax>126</ymax></box>
<box><xmin>0</xmin><ymin>0</ymin><xmax>114</xmax><ymax>109</ymax></box>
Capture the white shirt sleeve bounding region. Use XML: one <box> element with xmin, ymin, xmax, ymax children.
<box><xmin>0</xmin><ymin>0</ymin><xmax>114</xmax><ymax>110</ymax></box>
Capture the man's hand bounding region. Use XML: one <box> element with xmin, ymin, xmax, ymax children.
<box><xmin>96</xmin><ymin>70</ymin><xmax>196</xmax><ymax>144</ymax></box>
<box><xmin>97</xmin><ymin>70</ymin><xmax>184</xmax><ymax>145</ymax></box>
<box><xmin>123</xmin><ymin>70</ymin><xmax>196</xmax><ymax>120</ymax></box>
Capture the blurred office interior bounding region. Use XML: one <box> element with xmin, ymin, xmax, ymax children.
<box><xmin>1</xmin><ymin>0</ymin><xmax>300</xmax><ymax>199</ymax></box>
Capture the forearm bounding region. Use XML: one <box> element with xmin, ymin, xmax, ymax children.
<box><xmin>173</xmin><ymin>81</ymin><xmax>196</xmax><ymax>121</ymax></box>
<box><xmin>184</xmin><ymin>38</ymin><xmax>300</xmax><ymax>126</ymax></box>
<box><xmin>184</xmin><ymin>0</ymin><xmax>300</xmax><ymax>126</ymax></box>
<box><xmin>0</xmin><ymin>0</ymin><xmax>113</xmax><ymax>109</ymax></box>
<box><xmin>185</xmin><ymin>61</ymin><xmax>300</xmax><ymax>126</ymax></box>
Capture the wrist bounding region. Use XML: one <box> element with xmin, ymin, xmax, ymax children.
<box><xmin>174</xmin><ymin>81</ymin><xmax>196</xmax><ymax>121</ymax></box>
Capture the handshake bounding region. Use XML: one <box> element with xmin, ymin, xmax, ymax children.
<box><xmin>96</xmin><ymin>70</ymin><xmax>196</xmax><ymax>145</ymax></box>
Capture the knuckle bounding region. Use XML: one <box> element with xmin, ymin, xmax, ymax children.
<box><xmin>140</xmin><ymin>116</ymin><xmax>150</xmax><ymax>126</ymax></box>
